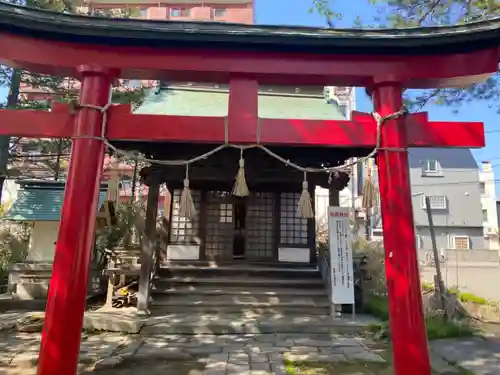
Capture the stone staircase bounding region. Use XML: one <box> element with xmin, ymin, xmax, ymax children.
<box><xmin>150</xmin><ymin>262</ymin><xmax>331</xmax><ymax>315</ymax></box>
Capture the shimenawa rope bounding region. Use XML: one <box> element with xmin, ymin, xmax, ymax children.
<box><xmin>70</xmin><ymin>101</ymin><xmax>408</xmax><ymax>220</ymax></box>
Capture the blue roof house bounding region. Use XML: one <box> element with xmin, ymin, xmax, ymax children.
<box><xmin>3</xmin><ymin>180</ymin><xmax>107</xmax><ymax>300</ymax></box>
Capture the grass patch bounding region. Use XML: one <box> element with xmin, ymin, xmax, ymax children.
<box><xmin>363</xmin><ymin>294</ymin><xmax>476</xmax><ymax>340</ymax></box>
<box><xmin>284</xmin><ymin>360</ymin><xmax>390</xmax><ymax>375</ymax></box>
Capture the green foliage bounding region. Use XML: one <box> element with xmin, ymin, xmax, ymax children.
<box><xmin>0</xmin><ymin>223</ymin><xmax>30</xmax><ymax>282</ymax></box>
<box><xmin>364</xmin><ymin>293</ymin><xmax>476</xmax><ymax>340</ymax></box>
<box><xmin>373</xmin><ymin>0</ymin><xmax>500</xmax><ymax>110</ymax></box>
<box><xmin>311</xmin><ymin>0</ymin><xmax>500</xmax><ymax>110</ymax></box>
<box><xmin>93</xmin><ymin>202</ymin><xmax>145</xmax><ymax>270</ymax></box>
<box><xmin>448</xmin><ymin>288</ymin><xmax>488</xmax><ymax>305</ymax></box>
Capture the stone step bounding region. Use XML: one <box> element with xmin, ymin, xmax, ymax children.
<box><xmin>152</xmin><ymin>285</ymin><xmax>327</xmax><ymax>297</ymax></box>
<box><xmin>163</xmin><ymin>260</ymin><xmax>316</xmax><ymax>269</ymax></box>
<box><xmin>151</xmin><ymin>293</ymin><xmax>329</xmax><ymax>307</ymax></box>
<box><xmin>158</xmin><ymin>265</ymin><xmax>321</xmax><ymax>279</ymax></box>
<box><xmin>149</xmin><ymin>303</ymin><xmax>330</xmax><ymax>315</ymax></box>
<box><xmin>138</xmin><ymin>313</ymin><xmax>379</xmax><ymax>335</ymax></box>
<box><xmin>155</xmin><ymin>276</ymin><xmax>324</xmax><ymax>289</ymax></box>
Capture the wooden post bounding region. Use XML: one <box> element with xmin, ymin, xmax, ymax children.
<box><xmin>137</xmin><ymin>181</ymin><xmax>160</xmax><ymax>313</ymax></box>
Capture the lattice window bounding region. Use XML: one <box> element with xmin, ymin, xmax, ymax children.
<box><xmin>246</xmin><ymin>192</ymin><xmax>275</xmax><ymax>259</ymax></box>
<box><xmin>451</xmin><ymin>236</ymin><xmax>470</xmax><ymax>250</ymax></box>
<box><xmin>169</xmin><ymin>189</ymin><xmax>201</xmax><ymax>244</ymax></box>
<box><xmin>205</xmin><ymin>191</ymin><xmax>234</xmax><ymax>260</ymax></box>
<box><xmin>421</xmin><ymin>195</ymin><xmax>447</xmax><ymax>210</ymax></box>
<box><xmin>280</xmin><ymin>192</ymin><xmax>308</xmax><ymax>246</ymax></box>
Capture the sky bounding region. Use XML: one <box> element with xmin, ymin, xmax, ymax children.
<box><xmin>255</xmin><ymin>0</ymin><xmax>500</xmax><ymax>194</ymax></box>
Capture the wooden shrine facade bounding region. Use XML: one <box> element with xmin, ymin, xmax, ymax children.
<box><xmin>168</xmin><ymin>189</ymin><xmax>313</xmax><ymax>263</ymax></box>
<box><xmin>137</xmin><ymin>144</ymin><xmax>354</xmax><ymax>264</ymax></box>
<box><xmin>0</xmin><ymin>4</ymin><xmax>498</xmax><ymax>375</ymax></box>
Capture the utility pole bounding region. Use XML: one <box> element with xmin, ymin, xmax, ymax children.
<box><xmin>425</xmin><ymin>196</ymin><xmax>447</xmax><ymax>318</ymax></box>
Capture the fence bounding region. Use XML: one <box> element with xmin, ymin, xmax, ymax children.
<box><xmin>418</xmin><ymin>249</ymin><xmax>500</xmax><ymax>301</ymax></box>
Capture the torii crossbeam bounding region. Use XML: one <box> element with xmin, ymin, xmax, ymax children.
<box><xmin>0</xmin><ymin>4</ymin><xmax>495</xmax><ymax>375</ymax></box>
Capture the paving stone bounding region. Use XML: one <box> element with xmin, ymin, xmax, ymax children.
<box><xmin>203</xmin><ymin>369</ymin><xmax>227</xmax><ymax>375</ymax></box>
<box><xmin>250</xmin><ymin>354</ymin><xmax>269</xmax><ymax>363</ymax></box>
<box><xmin>430</xmin><ymin>337</ymin><xmax>500</xmax><ymax>375</ymax></box>
<box><xmin>229</xmin><ymin>353</ymin><xmax>249</xmax><ymax>361</ymax></box>
<box><xmin>429</xmin><ymin>351</ymin><xmax>461</xmax><ymax>374</ymax></box>
<box><xmin>226</xmin><ymin>363</ymin><xmax>250</xmax><ymax>375</ymax></box>
<box><xmin>290</xmin><ymin>346</ymin><xmax>318</xmax><ymax>353</ymax></box>
<box><xmin>133</xmin><ymin>346</ymin><xmax>192</xmax><ymax>361</ymax></box>
<box><xmin>341</xmin><ymin>348</ymin><xmax>386</xmax><ymax>363</ymax></box>
<box><xmin>250</xmin><ymin>362</ymin><xmax>271</xmax><ymax>372</ymax></box>
<box><xmin>285</xmin><ymin>352</ymin><xmax>347</xmax><ymax>362</ymax></box>
<box><xmin>92</xmin><ymin>356</ymin><xmax>124</xmax><ymax>370</ymax></box>
<box><xmin>118</xmin><ymin>337</ymin><xmax>144</xmax><ymax>358</ymax></box>
<box><xmin>208</xmin><ymin>353</ymin><xmax>230</xmax><ymax>361</ymax></box>
<box><xmin>186</xmin><ymin>345</ymin><xmax>224</xmax><ymax>355</ymax></box>
<box><xmin>270</xmin><ymin>361</ymin><xmax>286</xmax><ymax>375</ymax></box>
<box><xmin>10</xmin><ymin>352</ymin><xmax>38</xmax><ymax>367</ymax></box>
<box><xmin>205</xmin><ymin>360</ymin><xmax>227</xmax><ymax>370</ymax></box>
<box><xmin>254</xmin><ymin>335</ymin><xmax>278</xmax><ymax>343</ymax></box>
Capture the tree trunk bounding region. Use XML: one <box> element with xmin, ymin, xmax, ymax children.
<box><xmin>0</xmin><ymin>69</ymin><xmax>22</xmax><ymax>202</ymax></box>
<box><xmin>53</xmin><ymin>138</ymin><xmax>63</xmax><ymax>180</ymax></box>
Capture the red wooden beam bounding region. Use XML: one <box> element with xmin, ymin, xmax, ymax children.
<box><xmin>0</xmin><ymin>33</ymin><xmax>498</xmax><ymax>88</ymax></box>
<box><xmin>0</xmin><ymin>104</ymin><xmax>484</xmax><ymax>148</ymax></box>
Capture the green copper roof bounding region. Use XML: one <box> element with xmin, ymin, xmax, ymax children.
<box><xmin>135</xmin><ymin>86</ymin><xmax>346</xmax><ymax>120</ymax></box>
<box><xmin>4</xmin><ymin>181</ymin><xmax>107</xmax><ymax>221</ymax></box>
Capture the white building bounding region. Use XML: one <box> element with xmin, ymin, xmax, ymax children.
<box><xmin>479</xmin><ymin>161</ymin><xmax>499</xmax><ymax>249</ymax></box>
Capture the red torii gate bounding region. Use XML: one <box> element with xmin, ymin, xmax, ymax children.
<box><xmin>0</xmin><ymin>4</ymin><xmax>496</xmax><ymax>375</ymax></box>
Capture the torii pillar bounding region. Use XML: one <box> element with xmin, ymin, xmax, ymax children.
<box><xmin>372</xmin><ymin>82</ymin><xmax>429</xmax><ymax>374</ymax></box>
<box><xmin>36</xmin><ymin>66</ymin><xmax>116</xmax><ymax>375</ymax></box>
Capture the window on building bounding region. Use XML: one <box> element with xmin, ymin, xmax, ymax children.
<box><xmin>424</xmin><ymin>159</ymin><xmax>439</xmax><ymax>172</ymax></box>
<box><xmin>479</xmin><ymin>182</ymin><xmax>486</xmax><ymax>195</ymax></box>
<box><xmin>212</xmin><ymin>8</ymin><xmax>226</xmax><ymax>17</ymax></box>
<box><xmin>139</xmin><ymin>7</ymin><xmax>148</xmax><ymax>18</ymax></box>
<box><xmin>171</xmin><ymin>8</ymin><xmax>190</xmax><ymax>17</ymax></box>
<box><xmin>421</xmin><ymin>159</ymin><xmax>442</xmax><ymax>177</ymax></box>
<box><xmin>421</xmin><ymin>195</ymin><xmax>447</xmax><ymax>210</ymax></box>
<box><xmin>483</xmin><ymin>209</ymin><xmax>488</xmax><ymax>222</ymax></box>
<box><xmin>451</xmin><ymin>236</ymin><xmax>470</xmax><ymax>250</ymax></box>
<box><xmin>121</xmin><ymin>180</ymin><xmax>132</xmax><ymax>193</ymax></box>
<box><xmin>170</xmin><ymin>8</ymin><xmax>181</xmax><ymax>17</ymax></box>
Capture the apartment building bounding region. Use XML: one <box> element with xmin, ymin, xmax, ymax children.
<box><xmin>76</xmin><ymin>0</ymin><xmax>254</xmax><ymax>23</ymax></box>
<box><xmin>356</xmin><ymin>149</ymin><xmax>491</xmax><ymax>250</ymax></box>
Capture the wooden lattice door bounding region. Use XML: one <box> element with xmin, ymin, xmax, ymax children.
<box><xmin>205</xmin><ymin>191</ymin><xmax>234</xmax><ymax>261</ymax></box>
<box><xmin>280</xmin><ymin>192</ymin><xmax>308</xmax><ymax>247</ymax></box>
<box><xmin>169</xmin><ymin>189</ymin><xmax>201</xmax><ymax>245</ymax></box>
<box><xmin>246</xmin><ymin>192</ymin><xmax>276</xmax><ymax>260</ymax></box>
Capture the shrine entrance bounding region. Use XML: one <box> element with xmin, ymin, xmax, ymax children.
<box><xmin>202</xmin><ymin>190</ymin><xmax>277</xmax><ymax>262</ymax></box>
<box><xmin>0</xmin><ymin>4</ymin><xmax>496</xmax><ymax>375</ymax></box>
<box><xmin>168</xmin><ymin>184</ymin><xmax>313</xmax><ymax>263</ymax></box>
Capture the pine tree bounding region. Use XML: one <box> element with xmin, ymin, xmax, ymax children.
<box><xmin>374</xmin><ymin>0</ymin><xmax>500</xmax><ymax>110</ymax></box>
<box><xmin>311</xmin><ymin>0</ymin><xmax>500</xmax><ymax>110</ymax></box>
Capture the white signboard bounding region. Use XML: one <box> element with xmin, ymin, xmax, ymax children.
<box><xmin>328</xmin><ymin>206</ymin><xmax>355</xmax><ymax>305</ymax></box>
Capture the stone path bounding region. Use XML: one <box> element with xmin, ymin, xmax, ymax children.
<box><xmin>430</xmin><ymin>336</ymin><xmax>500</xmax><ymax>375</ymax></box>
<box><xmin>0</xmin><ymin>331</ymin><xmax>385</xmax><ymax>374</ymax></box>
